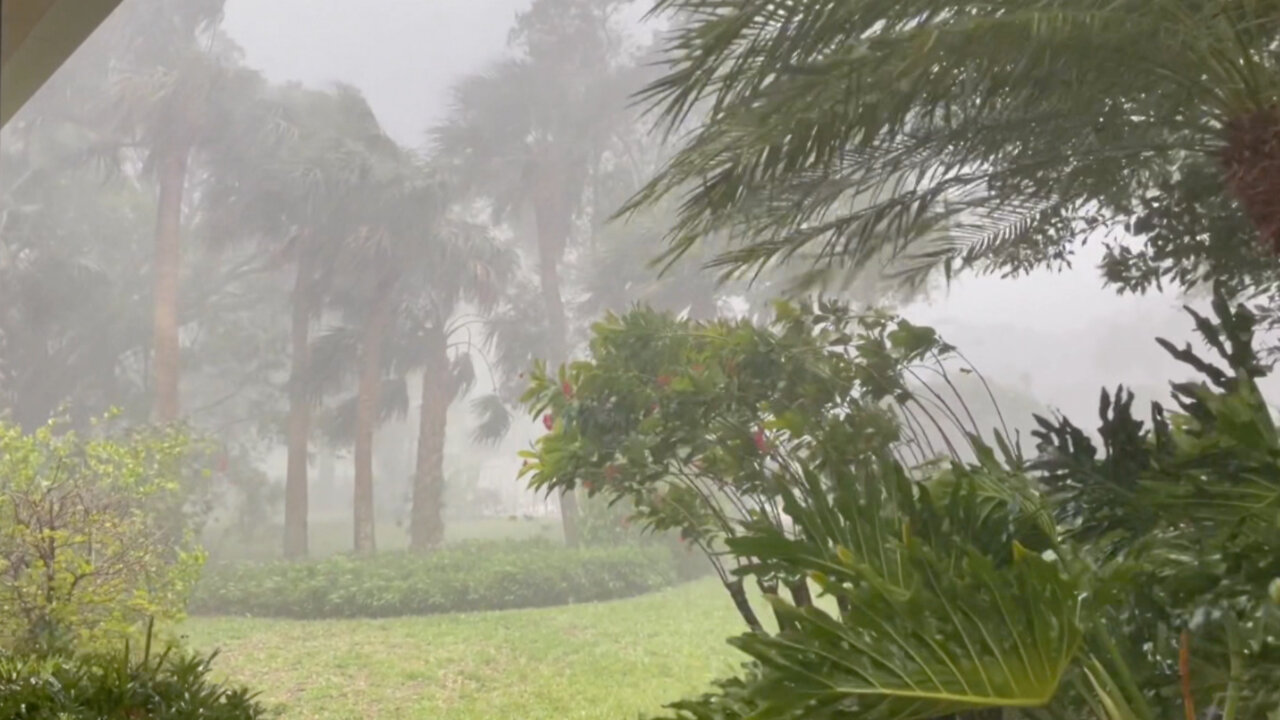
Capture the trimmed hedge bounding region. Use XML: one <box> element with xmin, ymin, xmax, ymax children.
<box><xmin>189</xmin><ymin>540</ymin><xmax>694</xmax><ymax>619</ymax></box>
<box><xmin>0</xmin><ymin>647</ymin><xmax>267</xmax><ymax>719</ymax></box>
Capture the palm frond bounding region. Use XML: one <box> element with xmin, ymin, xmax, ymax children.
<box><xmin>469</xmin><ymin>393</ymin><xmax>513</xmax><ymax>445</ymax></box>
<box><xmin>632</xmin><ymin>0</ymin><xmax>1280</xmax><ymax>284</ymax></box>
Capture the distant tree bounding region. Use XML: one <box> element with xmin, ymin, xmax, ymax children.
<box><xmin>0</xmin><ymin>116</ymin><xmax>153</xmax><ymax>428</ymax></box>
<box><xmin>401</xmin><ymin>208</ymin><xmax>513</xmax><ymax>552</ymax></box>
<box><xmin>106</xmin><ymin>0</ymin><xmax>267</xmax><ymax>422</ymax></box>
<box><xmin>321</xmin><ymin>143</ymin><xmax>415</xmax><ymax>555</ymax></box>
<box><xmin>203</xmin><ymin>83</ymin><xmax>399</xmax><ymax>557</ymax></box>
<box><xmin>434</xmin><ymin>0</ymin><xmax>641</xmax><ymax>545</ymax></box>
<box><xmin>306</xmin><ymin>149</ymin><xmax>484</xmax><ymax>555</ymax></box>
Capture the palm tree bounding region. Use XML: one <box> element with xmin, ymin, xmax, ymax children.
<box><xmin>433</xmin><ymin>0</ymin><xmax>639</xmax><ymax>545</ymax></box>
<box><xmin>339</xmin><ymin>168</ymin><xmax>408</xmax><ymax>556</ymax></box>
<box><xmin>309</xmin><ymin>147</ymin><xmax>468</xmax><ymax>555</ymax></box>
<box><xmin>631</xmin><ymin>0</ymin><xmax>1280</xmax><ymax>287</ymax></box>
<box><xmin>202</xmin><ymin>82</ymin><xmax>392</xmax><ymax>557</ymax></box>
<box><xmin>107</xmin><ymin>0</ymin><xmax>264</xmax><ymax>422</ymax></box>
<box><xmin>401</xmin><ymin>214</ymin><xmax>512</xmax><ymax>552</ymax></box>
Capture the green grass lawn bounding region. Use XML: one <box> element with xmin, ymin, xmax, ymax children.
<box><xmin>184</xmin><ymin>578</ymin><xmax>750</xmax><ymax>719</ymax></box>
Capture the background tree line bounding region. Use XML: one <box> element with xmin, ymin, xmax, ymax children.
<box><xmin>0</xmin><ymin>0</ymin><xmax>750</xmax><ymax>559</ymax></box>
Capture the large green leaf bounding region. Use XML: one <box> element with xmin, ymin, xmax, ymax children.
<box><xmin>718</xmin><ymin>462</ymin><xmax>1083</xmax><ymax>719</ymax></box>
<box><xmin>722</xmin><ymin>546</ymin><xmax>1081</xmax><ymax>719</ymax></box>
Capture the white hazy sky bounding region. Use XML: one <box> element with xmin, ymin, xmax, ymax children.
<box><xmin>223</xmin><ymin>0</ymin><xmax>532</xmax><ymax>147</ymax></box>
<box><xmin>216</xmin><ymin>2</ymin><xmax>1218</xmax><ymax>420</ymax></box>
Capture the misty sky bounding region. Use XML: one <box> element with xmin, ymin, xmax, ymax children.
<box><xmin>220</xmin><ymin>1</ymin><xmax>1200</xmax><ymax>422</ymax></box>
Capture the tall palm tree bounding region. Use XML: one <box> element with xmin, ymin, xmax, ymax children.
<box><xmin>631</xmin><ymin>0</ymin><xmax>1280</xmax><ymax>287</ymax></box>
<box><xmin>433</xmin><ymin>0</ymin><xmax>639</xmax><ymax>545</ymax></box>
<box><xmin>107</xmin><ymin>0</ymin><xmax>263</xmax><ymax>422</ymax></box>
<box><xmin>341</xmin><ymin>164</ymin><xmax>409</xmax><ymax>556</ymax></box>
<box><xmin>309</xmin><ymin>146</ymin><xmax>465</xmax><ymax>555</ymax></box>
<box><xmin>202</xmin><ymin>83</ymin><xmax>391</xmax><ymax>557</ymax></box>
<box><xmin>401</xmin><ymin>212</ymin><xmax>512</xmax><ymax>553</ymax></box>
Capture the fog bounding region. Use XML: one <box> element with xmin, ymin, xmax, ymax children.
<box><xmin>223</xmin><ymin>0</ymin><xmax>1218</xmax><ymax>420</ymax></box>
<box><xmin>1</xmin><ymin>0</ymin><xmax>1258</xmax><ymax>554</ymax></box>
<box><xmin>7</xmin><ymin>1</ymin><xmax>1280</xmax><ymax>717</ymax></box>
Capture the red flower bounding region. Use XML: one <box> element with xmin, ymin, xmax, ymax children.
<box><xmin>657</xmin><ymin>374</ymin><xmax>673</xmax><ymax>388</ymax></box>
<box><xmin>753</xmin><ymin>429</ymin><xmax>769</xmax><ymax>454</ymax></box>
<box><xmin>542</xmin><ymin>413</ymin><xmax>554</xmax><ymax>430</ymax></box>
<box><xmin>604</xmin><ymin>464</ymin><xmax>621</xmax><ymax>481</ymax></box>
<box><xmin>584</xmin><ymin>480</ymin><xmax>596</xmax><ymax>492</ymax></box>
<box><xmin>561</xmin><ymin>381</ymin><xmax>574</xmax><ymax>398</ymax></box>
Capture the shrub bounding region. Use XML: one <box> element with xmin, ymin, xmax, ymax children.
<box><xmin>0</xmin><ymin>419</ymin><xmax>206</xmax><ymax>654</ymax></box>
<box><xmin>190</xmin><ymin>540</ymin><xmax>686</xmax><ymax>618</ymax></box>
<box><xmin>641</xmin><ymin>295</ymin><xmax>1280</xmax><ymax>718</ymax></box>
<box><xmin>521</xmin><ymin>302</ymin><xmax>989</xmax><ymax>630</ymax></box>
<box><xmin>0</xmin><ymin>633</ymin><xmax>267</xmax><ymax>719</ymax></box>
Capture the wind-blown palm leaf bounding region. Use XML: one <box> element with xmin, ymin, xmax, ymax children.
<box><xmin>317</xmin><ymin>376</ymin><xmax>410</xmax><ymax>446</ymax></box>
<box><xmin>631</xmin><ymin>0</ymin><xmax>1280</xmax><ymax>285</ymax></box>
<box><xmin>306</xmin><ymin>326</ymin><xmax>361</xmax><ymax>403</ymax></box>
<box><xmin>469</xmin><ymin>393</ymin><xmax>513</xmax><ymax>445</ymax></box>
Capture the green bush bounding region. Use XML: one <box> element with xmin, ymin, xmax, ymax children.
<box><xmin>190</xmin><ymin>540</ymin><xmax>689</xmax><ymax>618</ymax></box>
<box><xmin>0</xmin><ymin>418</ymin><xmax>206</xmax><ymax>654</ymax></box>
<box><xmin>0</xmin><ymin>639</ymin><xmax>267</xmax><ymax>719</ymax></box>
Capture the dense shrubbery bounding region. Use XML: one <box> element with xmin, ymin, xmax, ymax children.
<box><xmin>527</xmin><ymin>298</ymin><xmax>1280</xmax><ymax>719</ymax></box>
<box><xmin>0</xmin><ymin>636</ymin><xmax>267</xmax><ymax>719</ymax></box>
<box><xmin>0</xmin><ymin>419</ymin><xmax>207</xmax><ymax>654</ymax></box>
<box><xmin>190</xmin><ymin>540</ymin><xmax>694</xmax><ymax>618</ymax></box>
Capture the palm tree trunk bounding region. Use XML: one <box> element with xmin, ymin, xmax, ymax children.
<box><xmin>1224</xmin><ymin>107</ymin><xmax>1280</xmax><ymax>252</ymax></box>
<box><xmin>409</xmin><ymin>328</ymin><xmax>450</xmax><ymax>553</ymax></box>
<box><xmin>534</xmin><ymin>187</ymin><xmax>581</xmax><ymax>548</ymax></box>
<box><xmin>283</xmin><ymin>253</ymin><xmax>313</xmax><ymax>559</ymax></box>
<box><xmin>151</xmin><ymin>147</ymin><xmax>189</xmax><ymax>423</ymax></box>
<box><xmin>318</xmin><ymin>445</ymin><xmax>335</xmax><ymax>490</ymax></box>
<box><xmin>353</xmin><ymin>283</ymin><xmax>394</xmax><ymax>555</ymax></box>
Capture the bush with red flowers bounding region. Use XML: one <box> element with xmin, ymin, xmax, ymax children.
<box><xmin>519</xmin><ymin>300</ymin><xmax>1000</xmax><ymax>629</ymax></box>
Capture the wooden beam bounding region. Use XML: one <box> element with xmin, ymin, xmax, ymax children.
<box><xmin>1</xmin><ymin>0</ymin><xmax>124</xmax><ymax>126</ymax></box>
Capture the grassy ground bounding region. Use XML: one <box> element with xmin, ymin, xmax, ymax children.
<box><xmin>184</xmin><ymin>578</ymin><xmax>749</xmax><ymax>719</ymax></box>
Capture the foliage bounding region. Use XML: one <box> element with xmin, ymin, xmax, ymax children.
<box><xmin>190</xmin><ymin>540</ymin><xmax>687</xmax><ymax>618</ymax></box>
<box><xmin>0</xmin><ymin>418</ymin><xmax>206</xmax><ymax>654</ymax></box>
<box><xmin>0</xmin><ymin>114</ymin><xmax>158</xmax><ymax>429</ymax></box>
<box><xmin>521</xmin><ymin>300</ymin><xmax>1006</xmax><ymax>627</ymax></box>
<box><xmin>522</xmin><ymin>296</ymin><xmax>1280</xmax><ymax>718</ymax></box>
<box><xmin>0</xmin><ymin>629</ymin><xmax>266</xmax><ymax>719</ymax></box>
<box><xmin>630</xmin><ymin>0</ymin><xmax>1280</xmax><ymax>291</ymax></box>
